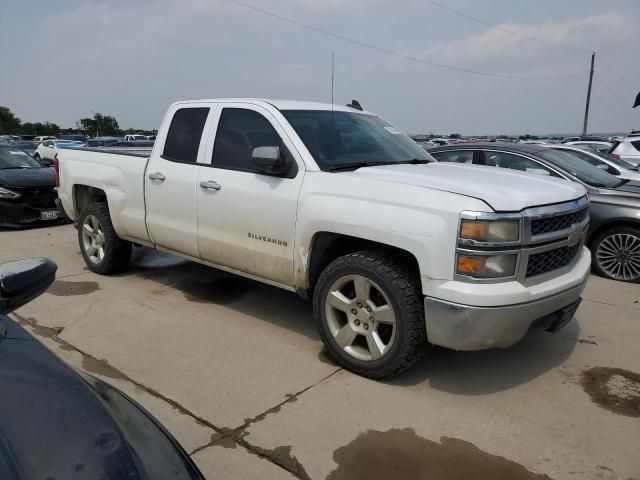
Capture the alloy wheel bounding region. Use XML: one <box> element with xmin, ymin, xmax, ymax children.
<box><xmin>81</xmin><ymin>214</ymin><xmax>106</xmax><ymax>264</ymax></box>
<box><xmin>324</xmin><ymin>274</ymin><xmax>397</xmax><ymax>361</ymax></box>
<box><xmin>596</xmin><ymin>233</ymin><xmax>640</xmax><ymax>281</ymax></box>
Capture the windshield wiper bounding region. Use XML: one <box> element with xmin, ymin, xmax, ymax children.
<box><xmin>326</xmin><ymin>159</ymin><xmax>431</xmax><ymax>172</ymax></box>
<box><xmin>326</xmin><ymin>161</ymin><xmax>396</xmax><ymax>172</ymax></box>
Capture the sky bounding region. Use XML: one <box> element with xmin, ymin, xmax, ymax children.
<box><xmin>1</xmin><ymin>0</ymin><xmax>638</xmax><ymax>135</ymax></box>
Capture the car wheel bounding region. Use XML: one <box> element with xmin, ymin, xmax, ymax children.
<box><xmin>591</xmin><ymin>226</ymin><xmax>640</xmax><ymax>283</ymax></box>
<box><xmin>313</xmin><ymin>250</ymin><xmax>427</xmax><ymax>379</ymax></box>
<box><xmin>78</xmin><ymin>202</ymin><xmax>132</xmax><ymax>274</ymax></box>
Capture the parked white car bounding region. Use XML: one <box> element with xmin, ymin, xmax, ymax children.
<box><xmin>548</xmin><ymin>145</ymin><xmax>640</xmax><ymax>182</ymax></box>
<box><xmin>35</xmin><ymin>139</ymin><xmax>82</xmax><ymax>164</ymax></box>
<box><xmin>565</xmin><ymin>141</ymin><xmax>613</xmax><ymax>154</ymax></box>
<box><xmin>57</xmin><ymin>98</ymin><xmax>590</xmax><ymax>378</ymax></box>
<box><xmin>33</xmin><ymin>136</ymin><xmax>57</xmax><ymax>143</ymax></box>
<box><xmin>124</xmin><ymin>134</ymin><xmax>148</xmax><ymax>142</ymax></box>
<box><xmin>611</xmin><ymin>137</ymin><xmax>640</xmax><ymax>167</ymax></box>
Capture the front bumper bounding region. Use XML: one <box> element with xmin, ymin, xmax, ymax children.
<box><xmin>424</xmin><ymin>271</ymin><xmax>589</xmax><ymax>351</ymax></box>
<box><xmin>0</xmin><ymin>200</ymin><xmax>69</xmax><ymax>229</ymax></box>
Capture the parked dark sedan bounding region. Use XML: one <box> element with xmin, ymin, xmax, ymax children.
<box><xmin>428</xmin><ymin>143</ymin><xmax>640</xmax><ymax>283</ymax></box>
<box><xmin>0</xmin><ymin>145</ymin><xmax>67</xmax><ymax>228</ymax></box>
<box><xmin>0</xmin><ymin>258</ymin><xmax>205</xmax><ymax>480</ymax></box>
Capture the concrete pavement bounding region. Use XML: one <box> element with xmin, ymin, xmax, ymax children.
<box><xmin>1</xmin><ymin>224</ymin><xmax>638</xmax><ymax>479</ymax></box>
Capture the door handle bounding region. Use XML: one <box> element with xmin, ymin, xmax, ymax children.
<box><xmin>148</xmin><ymin>172</ymin><xmax>166</xmax><ymax>182</ymax></box>
<box><xmin>200</xmin><ymin>180</ymin><xmax>222</xmax><ymax>191</ymax></box>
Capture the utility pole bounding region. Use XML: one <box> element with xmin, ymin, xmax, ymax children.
<box><xmin>582</xmin><ymin>52</ymin><xmax>595</xmax><ymax>136</ymax></box>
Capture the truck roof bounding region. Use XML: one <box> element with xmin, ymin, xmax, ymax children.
<box><xmin>173</xmin><ymin>98</ymin><xmax>375</xmax><ymax>115</ymax></box>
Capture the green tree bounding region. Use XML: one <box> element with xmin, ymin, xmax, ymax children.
<box><xmin>19</xmin><ymin>121</ymin><xmax>60</xmax><ymax>136</ymax></box>
<box><xmin>77</xmin><ymin>112</ymin><xmax>120</xmax><ymax>137</ymax></box>
<box><xmin>448</xmin><ymin>133</ymin><xmax>461</xmax><ymax>139</ymax></box>
<box><xmin>0</xmin><ymin>106</ymin><xmax>22</xmax><ymax>134</ymax></box>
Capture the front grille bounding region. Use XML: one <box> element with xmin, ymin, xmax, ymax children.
<box><xmin>12</xmin><ymin>186</ymin><xmax>58</xmax><ymax>208</ymax></box>
<box><xmin>530</xmin><ymin>208</ymin><xmax>587</xmax><ymax>236</ymax></box>
<box><xmin>526</xmin><ymin>244</ymin><xmax>580</xmax><ymax>278</ymax></box>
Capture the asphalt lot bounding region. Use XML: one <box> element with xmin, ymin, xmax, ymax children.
<box><xmin>1</xmin><ymin>223</ymin><xmax>639</xmax><ymax>480</ymax></box>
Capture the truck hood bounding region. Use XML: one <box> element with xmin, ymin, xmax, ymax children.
<box><xmin>351</xmin><ymin>163</ymin><xmax>586</xmax><ymax>211</ymax></box>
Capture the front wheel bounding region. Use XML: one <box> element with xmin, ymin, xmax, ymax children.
<box><xmin>591</xmin><ymin>226</ymin><xmax>640</xmax><ymax>283</ymax></box>
<box><xmin>313</xmin><ymin>251</ymin><xmax>427</xmax><ymax>379</ymax></box>
<box><xmin>78</xmin><ymin>202</ymin><xmax>132</xmax><ymax>274</ymax></box>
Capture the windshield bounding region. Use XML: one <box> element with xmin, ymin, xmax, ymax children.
<box><xmin>281</xmin><ymin>110</ymin><xmax>431</xmax><ymax>170</ymax></box>
<box><xmin>538</xmin><ymin>149</ymin><xmax>622</xmax><ymax>188</ymax></box>
<box><xmin>0</xmin><ymin>146</ymin><xmax>43</xmax><ymax>169</ymax></box>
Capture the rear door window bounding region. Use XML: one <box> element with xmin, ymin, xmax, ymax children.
<box><xmin>431</xmin><ymin>150</ymin><xmax>473</xmax><ymax>164</ymax></box>
<box><xmin>162</xmin><ymin>107</ymin><xmax>210</xmax><ymax>163</ymax></box>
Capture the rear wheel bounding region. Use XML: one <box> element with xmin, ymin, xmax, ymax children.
<box><xmin>78</xmin><ymin>202</ymin><xmax>131</xmax><ymax>274</ymax></box>
<box><xmin>313</xmin><ymin>251</ymin><xmax>427</xmax><ymax>379</ymax></box>
<box><xmin>591</xmin><ymin>226</ymin><xmax>640</xmax><ymax>283</ymax></box>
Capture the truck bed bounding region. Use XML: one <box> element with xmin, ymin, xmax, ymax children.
<box><xmin>56</xmin><ymin>147</ymin><xmax>152</xmax><ymax>244</ymax></box>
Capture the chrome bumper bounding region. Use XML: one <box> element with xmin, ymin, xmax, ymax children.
<box><xmin>424</xmin><ymin>279</ymin><xmax>588</xmax><ymax>351</ymax></box>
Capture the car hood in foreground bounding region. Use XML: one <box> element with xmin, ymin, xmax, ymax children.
<box><xmin>351</xmin><ymin>163</ymin><xmax>586</xmax><ymax>211</ymax></box>
<box><xmin>0</xmin><ymin>168</ymin><xmax>55</xmax><ymax>188</ymax></box>
<box><xmin>0</xmin><ymin>316</ymin><xmax>203</xmax><ymax>480</ymax></box>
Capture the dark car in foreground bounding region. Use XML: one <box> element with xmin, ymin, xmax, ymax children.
<box><xmin>429</xmin><ymin>143</ymin><xmax>640</xmax><ymax>283</ymax></box>
<box><xmin>0</xmin><ymin>145</ymin><xmax>67</xmax><ymax>228</ymax></box>
<box><xmin>0</xmin><ymin>258</ymin><xmax>205</xmax><ymax>480</ymax></box>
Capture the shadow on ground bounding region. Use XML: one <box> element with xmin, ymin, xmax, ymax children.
<box><xmin>125</xmin><ymin>248</ymin><xmax>580</xmax><ymax>395</ymax></box>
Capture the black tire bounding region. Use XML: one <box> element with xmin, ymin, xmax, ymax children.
<box><xmin>313</xmin><ymin>250</ymin><xmax>427</xmax><ymax>379</ymax></box>
<box><xmin>77</xmin><ymin>202</ymin><xmax>132</xmax><ymax>274</ymax></box>
<box><xmin>590</xmin><ymin>226</ymin><xmax>640</xmax><ymax>283</ymax></box>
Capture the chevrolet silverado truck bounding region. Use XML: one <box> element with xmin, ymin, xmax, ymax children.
<box><xmin>56</xmin><ymin>99</ymin><xmax>591</xmax><ymax>378</ymax></box>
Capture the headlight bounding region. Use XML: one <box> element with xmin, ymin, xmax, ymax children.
<box><xmin>460</xmin><ymin>219</ymin><xmax>520</xmax><ymax>243</ymax></box>
<box><xmin>0</xmin><ymin>187</ymin><xmax>21</xmax><ymax>200</ymax></box>
<box><xmin>457</xmin><ymin>254</ymin><xmax>517</xmax><ymax>278</ymax></box>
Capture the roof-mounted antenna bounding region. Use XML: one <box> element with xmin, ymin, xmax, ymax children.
<box><xmin>346</xmin><ymin>99</ymin><xmax>363</xmax><ymax>111</ymax></box>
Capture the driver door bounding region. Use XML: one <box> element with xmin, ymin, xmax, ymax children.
<box><xmin>196</xmin><ymin>104</ymin><xmax>304</xmax><ymax>286</ymax></box>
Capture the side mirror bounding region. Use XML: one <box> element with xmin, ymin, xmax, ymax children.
<box><xmin>0</xmin><ymin>258</ymin><xmax>57</xmax><ymax>315</ymax></box>
<box><xmin>251</xmin><ymin>146</ymin><xmax>289</xmax><ymax>176</ymax></box>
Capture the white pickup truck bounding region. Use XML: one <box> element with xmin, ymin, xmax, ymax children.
<box><xmin>57</xmin><ymin>99</ymin><xmax>591</xmax><ymax>378</ymax></box>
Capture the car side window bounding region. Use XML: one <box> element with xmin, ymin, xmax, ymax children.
<box><xmin>212</xmin><ymin>108</ymin><xmax>285</xmax><ymax>173</ymax></box>
<box><xmin>431</xmin><ymin>150</ymin><xmax>473</xmax><ymax>164</ymax></box>
<box><xmin>162</xmin><ymin>107</ymin><xmax>210</xmax><ymax>163</ymax></box>
<box><xmin>480</xmin><ymin>151</ymin><xmax>556</xmax><ymax>176</ymax></box>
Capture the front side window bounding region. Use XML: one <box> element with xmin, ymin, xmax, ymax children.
<box><xmin>431</xmin><ymin>150</ymin><xmax>473</xmax><ymax>164</ymax></box>
<box><xmin>281</xmin><ymin>110</ymin><xmax>430</xmax><ymax>170</ymax></box>
<box><xmin>212</xmin><ymin>108</ymin><xmax>284</xmax><ymax>172</ymax></box>
<box><xmin>162</xmin><ymin>107</ymin><xmax>209</xmax><ymax>163</ymax></box>
<box><xmin>538</xmin><ymin>150</ymin><xmax>622</xmax><ymax>188</ymax></box>
<box><xmin>481</xmin><ymin>151</ymin><xmax>554</xmax><ymax>176</ymax></box>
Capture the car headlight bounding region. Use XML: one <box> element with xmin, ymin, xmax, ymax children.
<box><xmin>0</xmin><ymin>187</ymin><xmax>21</xmax><ymax>200</ymax></box>
<box><xmin>460</xmin><ymin>219</ymin><xmax>520</xmax><ymax>243</ymax></box>
<box><xmin>457</xmin><ymin>254</ymin><xmax>517</xmax><ymax>278</ymax></box>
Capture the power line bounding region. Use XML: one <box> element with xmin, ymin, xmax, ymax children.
<box><xmin>595</xmin><ymin>73</ymin><xmax>633</xmax><ymax>107</ymax></box>
<box><xmin>424</xmin><ymin>0</ymin><xmax>591</xmax><ymax>53</ymax></box>
<box><xmin>222</xmin><ymin>0</ymin><xmax>582</xmax><ymax>80</ymax></box>
<box><xmin>597</xmin><ymin>57</ymin><xmax>636</xmax><ymax>90</ymax></box>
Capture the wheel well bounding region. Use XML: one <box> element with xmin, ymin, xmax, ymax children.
<box><xmin>588</xmin><ymin>220</ymin><xmax>640</xmax><ymax>247</ymax></box>
<box><xmin>307</xmin><ymin>232</ymin><xmax>421</xmax><ymax>292</ymax></box>
<box><xmin>73</xmin><ymin>185</ymin><xmax>107</xmax><ymax>216</ymax></box>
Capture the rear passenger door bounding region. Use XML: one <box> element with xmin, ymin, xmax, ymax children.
<box><xmin>195</xmin><ymin>104</ymin><xmax>304</xmax><ymax>286</ymax></box>
<box><xmin>145</xmin><ymin>104</ymin><xmax>214</xmax><ymax>257</ymax></box>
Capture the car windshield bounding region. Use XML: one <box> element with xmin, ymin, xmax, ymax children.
<box><xmin>281</xmin><ymin>110</ymin><xmax>432</xmax><ymax>170</ymax></box>
<box><xmin>0</xmin><ymin>146</ymin><xmax>43</xmax><ymax>169</ymax></box>
<box><xmin>538</xmin><ymin>149</ymin><xmax>622</xmax><ymax>188</ymax></box>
